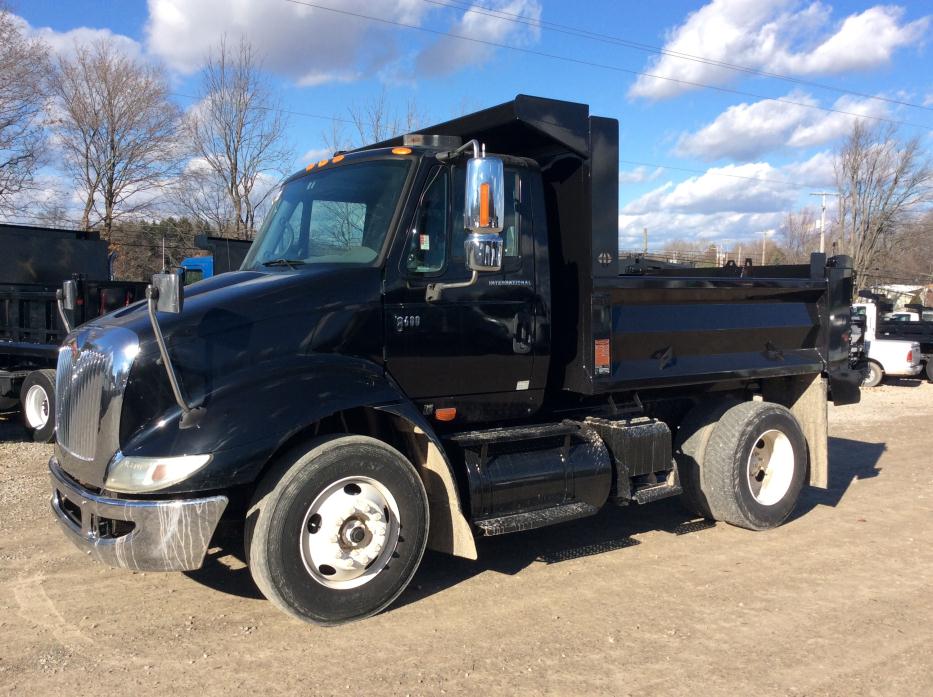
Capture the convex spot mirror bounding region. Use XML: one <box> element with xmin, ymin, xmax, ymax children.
<box><xmin>465</xmin><ymin>233</ymin><xmax>503</xmax><ymax>273</ymax></box>
<box><xmin>150</xmin><ymin>270</ymin><xmax>184</xmax><ymax>314</ymax></box>
<box><xmin>464</xmin><ymin>155</ymin><xmax>504</xmax><ymax>234</ymax></box>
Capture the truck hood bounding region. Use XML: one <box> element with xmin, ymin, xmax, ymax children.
<box><xmin>84</xmin><ymin>265</ymin><xmax>386</xmax><ymax>449</ymax></box>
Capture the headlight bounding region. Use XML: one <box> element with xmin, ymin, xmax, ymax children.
<box><xmin>105</xmin><ymin>452</ymin><xmax>212</xmax><ymax>493</ymax></box>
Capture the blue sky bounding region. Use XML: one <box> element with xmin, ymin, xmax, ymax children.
<box><xmin>14</xmin><ymin>0</ymin><xmax>933</xmax><ymax>248</ymax></box>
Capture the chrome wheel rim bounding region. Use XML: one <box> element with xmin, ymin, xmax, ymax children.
<box><xmin>24</xmin><ymin>384</ymin><xmax>50</xmax><ymax>429</ymax></box>
<box><xmin>746</xmin><ymin>429</ymin><xmax>795</xmax><ymax>506</ymax></box>
<box><xmin>299</xmin><ymin>476</ymin><xmax>400</xmax><ymax>589</ymax></box>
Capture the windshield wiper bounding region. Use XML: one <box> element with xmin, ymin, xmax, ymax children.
<box><xmin>262</xmin><ymin>258</ymin><xmax>307</xmax><ymax>269</ymax></box>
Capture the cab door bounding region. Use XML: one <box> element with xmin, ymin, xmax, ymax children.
<box><xmin>384</xmin><ymin>164</ymin><xmax>539</xmax><ymax>420</ymax></box>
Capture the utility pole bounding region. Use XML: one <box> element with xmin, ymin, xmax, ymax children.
<box><xmin>643</xmin><ymin>227</ymin><xmax>648</xmax><ymax>255</ymax></box>
<box><xmin>761</xmin><ymin>233</ymin><xmax>766</xmax><ymax>265</ymax></box>
<box><xmin>810</xmin><ymin>191</ymin><xmax>839</xmax><ymax>254</ymax></box>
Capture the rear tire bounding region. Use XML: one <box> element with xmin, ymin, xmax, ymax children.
<box><xmin>925</xmin><ymin>361</ymin><xmax>933</xmax><ymax>382</ymax></box>
<box><xmin>675</xmin><ymin>397</ymin><xmax>740</xmax><ymax>519</ymax></box>
<box><xmin>700</xmin><ymin>401</ymin><xmax>807</xmax><ymax>530</ymax></box>
<box><xmin>245</xmin><ymin>435</ymin><xmax>429</xmax><ymax>625</ymax></box>
<box><xmin>20</xmin><ymin>369</ymin><xmax>56</xmax><ymax>443</ymax></box>
<box><xmin>861</xmin><ymin>360</ymin><xmax>883</xmax><ymax>388</ymax></box>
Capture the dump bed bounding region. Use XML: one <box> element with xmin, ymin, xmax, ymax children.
<box><xmin>565</xmin><ymin>255</ymin><xmax>855</xmax><ymax>395</ymax></box>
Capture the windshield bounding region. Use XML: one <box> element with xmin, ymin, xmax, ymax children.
<box><xmin>243</xmin><ymin>159</ymin><xmax>410</xmax><ymax>269</ymax></box>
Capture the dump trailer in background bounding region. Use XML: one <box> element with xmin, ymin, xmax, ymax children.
<box><xmin>1</xmin><ymin>223</ymin><xmax>146</xmax><ymax>440</ymax></box>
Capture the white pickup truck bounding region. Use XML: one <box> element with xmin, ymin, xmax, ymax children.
<box><xmin>852</xmin><ymin>303</ymin><xmax>923</xmax><ymax>386</ymax></box>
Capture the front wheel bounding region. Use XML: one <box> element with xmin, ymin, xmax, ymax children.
<box><xmin>246</xmin><ymin>435</ymin><xmax>429</xmax><ymax>625</ymax></box>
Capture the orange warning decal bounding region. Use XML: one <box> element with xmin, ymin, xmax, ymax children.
<box><xmin>595</xmin><ymin>338</ymin><xmax>610</xmax><ymax>375</ymax></box>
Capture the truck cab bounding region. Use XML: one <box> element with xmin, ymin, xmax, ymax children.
<box><xmin>48</xmin><ymin>95</ymin><xmax>859</xmax><ymax>626</ymax></box>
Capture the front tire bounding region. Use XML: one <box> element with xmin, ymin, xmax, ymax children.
<box><xmin>700</xmin><ymin>401</ymin><xmax>808</xmax><ymax>530</ymax></box>
<box><xmin>20</xmin><ymin>369</ymin><xmax>56</xmax><ymax>443</ymax></box>
<box><xmin>245</xmin><ymin>435</ymin><xmax>429</xmax><ymax>625</ymax></box>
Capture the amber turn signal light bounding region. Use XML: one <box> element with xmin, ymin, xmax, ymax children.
<box><xmin>435</xmin><ymin>407</ymin><xmax>457</xmax><ymax>422</ymax></box>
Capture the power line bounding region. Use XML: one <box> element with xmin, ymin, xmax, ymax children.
<box><xmin>421</xmin><ymin>0</ymin><xmax>933</xmax><ymax>115</ymax></box>
<box><xmin>170</xmin><ymin>91</ymin><xmax>356</xmax><ymax>125</ymax></box>
<box><xmin>283</xmin><ymin>0</ymin><xmax>932</xmax><ymax>132</ymax></box>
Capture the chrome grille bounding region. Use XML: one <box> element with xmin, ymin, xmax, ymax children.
<box><xmin>54</xmin><ymin>326</ymin><xmax>138</xmax><ymax>483</ymax></box>
<box><xmin>56</xmin><ymin>344</ymin><xmax>110</xmax><ymax>460</ymax></box>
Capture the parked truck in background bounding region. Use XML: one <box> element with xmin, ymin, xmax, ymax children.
<box><xmin>876</xmin><ymin>306</ymin><xmax>933</xmax><ymax>382</ymax></box>
<box><xmin>180</xmin><ymin>235</ymin><xmax>254</xmax><ymax>284</ymax></box>
<box><xmin>0</xmin><ymin>224</ymin><xmax>147</xmax><ymax>440</ymax></box>
<box><xmin>852</xmin><ymin>302</ymin><xmax>925</xmax><ymax>386</ymax></box>
<box><xmin>48</xmin><ymin>95</ymin><xmax>860</xmax><ymax>625</ymax></box>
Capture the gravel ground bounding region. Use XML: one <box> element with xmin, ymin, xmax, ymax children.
<box><xmin>0</xmin><ymin>382</ymin><xmax>931</xmax><ymax>696</ymax></box>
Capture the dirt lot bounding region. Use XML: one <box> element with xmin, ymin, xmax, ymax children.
<box><xmin>1</xmin><ymin>383</ymin><xmax>931</xmax><ymax>697</ymax></box>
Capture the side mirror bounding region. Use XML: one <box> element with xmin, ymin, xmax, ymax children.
<box><xmin>465</xmin><ymin>232</ymin><xmax>503</xmax><ymax>273</ymax></box>
<box><xmin>61</xmin><ymin>280</ymin><xmax>77</xmax><ymax>311</ymax></box>
<box><xmin>149</xmin><ymin>270</ymin><xmax>184</xmax><ymax>314</ymax></box>
<box><xmin>464</xmin><ymin>155</ymin><xmax>504</xmax><ymax>234</ymax></box>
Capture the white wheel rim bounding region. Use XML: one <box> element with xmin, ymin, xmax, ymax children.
<box><xmin>746</xmin><ymin>429</ymin><xmax>795</xmax><ymax>506</ymax></box>
<box><xmin>24</xmin><ymin>384</ymin><xmax>50</xmax><ymax>429</ymax></box>
<box><xmin>299</xmin><ymin>476</ymin><xmax>400</xmax><ymax>589</ymax></box>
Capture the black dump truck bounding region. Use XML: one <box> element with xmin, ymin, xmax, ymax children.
<box><xmin>48</xmin><ymin>95</ymin><xmax>860</xmax><ymax>625</ymax></box>
<box><xmin>0</xmin><ymin>224</ymin><xmax>146</xmax><ymax>441</ymax></box>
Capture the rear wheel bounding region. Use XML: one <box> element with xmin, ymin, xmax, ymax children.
<box><xmin>20</xmin><ymin>369</ymin><xmax>56</xmax><ymax>443</ymax></box>
<box><xmin>861</xmin><ymin>360</ymin><xmax>883</xmax><ymax>388</ymax></box>
<box><xmin>925</xmin><ymin>361</ymin><xmax>933</xmax><ymax>382</ymax></box>
<box><xmin>246</xmin><ymin>435</ymin><xmax>429</xmax><ymax>625</ymax></box>
<box><xmin>699</xmin><ymin>401</ymin><xmax>807</xmax><ymax>530</ymax></box>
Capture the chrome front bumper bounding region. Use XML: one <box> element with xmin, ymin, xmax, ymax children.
<box><xmin>49</xmin><ymin>457</ymin><xmax>227</xmax><ymax>572</ymax></box>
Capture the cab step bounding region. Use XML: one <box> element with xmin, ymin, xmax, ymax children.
<box><xmin>630</xmin><ymin>467</ymin><xmax>683</xmax><ymax>505</ymax></box>
<box><xmin>474</xmin><ymin>502</ymin><xmax>598</xmax><ymax>536</ymax></box>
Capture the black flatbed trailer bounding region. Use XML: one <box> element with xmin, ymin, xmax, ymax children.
<box><xmin>47</xmin><ymin>95</ymin><xmax>859</xmax><ymax>626</ymax></box>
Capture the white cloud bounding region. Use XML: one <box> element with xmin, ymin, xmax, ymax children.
<box><xmin>146</xmin><ymin>0</ymin><xmax>539</xmax><ymax>84</ymax></box>
<box><xmin>924</xmin><ymin>94</ymin><xmax>933</xmax><ymax>107</ymax></box>
<box><xmin>300</xmin><ymin>147</ymin><xmax>332</xmax><ymax>163</ymax></box>
<box><xmin>618</xmin><ymin>155</ymin><xmax>835</xmax><ymax>244</ymax></box>
<box><xmin>146</xmin><ymin>0</ymin><xmax>430</xmax><ymax>85</ymax></box>
<box><xmin>415</xmin><ymin>0</ymin><xmax>542</xmax><ymax>76</ymax></box>
<box><xmin>12</xmin><ymin>12</ymin><xmax>143</xmax><ymax>60</ymax></box>
<box><xmin>622</xmin><ymin>162</ymin><xmax>797</xmax><ymax>216</ymax></box>
<box><xmin>629</xmin><ymin>1</ymin><xmax>929</xmax><ymax>100</ymax></box>
<box><xmin>677</xmin><ymin>92</ymin><xmax>889</xmax><ymax>160</ymax></box>
<box><xmin>619</xmin><ymin>165</ymin><xmax>664</xmax><ymax>184</ymax></box>
<box><xmin>619</xmin><ymin>210</ymin><xmax>783</xmax><ymax>246</ymax></box>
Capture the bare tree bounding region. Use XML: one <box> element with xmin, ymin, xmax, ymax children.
<box><xmin>778</xmin><ymin>208</ymin><xmax>821</xmax><ymax>263</ymax></box>
<box><xmin>183</xmin><ymin>37</ymin><xmax>292</xmax><ymax>239</ymax></box>
<box><xmin>0</xmin><ymin>5</ymin><xmax>50</xmax><ymax>213</ymax></box>
<box><xmin>835</xmin><ymin>120</ymin><xmax>933</xmax><ymax>285</ymax></box>
<box><xmin>50</xmin><ymin>40</ymin><xmax>181</xmax><ymax>235</ymax></box>
<box><xmin>324</xmin><ymin>88</ymin><xmax>427</xmax><ymax>153</ymax></box>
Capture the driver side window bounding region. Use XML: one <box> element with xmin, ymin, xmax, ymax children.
<box><xmin>405</xmin><ymin>168</ymin><xmax>448</xmax><ymax>274</ymax></box>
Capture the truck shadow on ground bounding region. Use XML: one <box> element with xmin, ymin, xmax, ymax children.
<box><xmin>0</xmin><ymin>415</ymin><xmax>28</xmax><ymax>442</ymax></box>
<box><xmin>186</xmin><ymin>435</ymin><xmax>886</xmax><ymax>608</ymax></box>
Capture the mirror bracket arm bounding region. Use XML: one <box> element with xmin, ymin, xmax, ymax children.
<box><xmin>146</xmin><ymin>285</ymin><xmax>200</xmax><ymax>425</ymax></box>
<box><xmin>436</xmin><ymin>139</ymin><xmax>482</xmax><ymax>163</ymax></box>
<box><xmin>425</xmin><ymin>270</ymin><xmax>478</xmax><ymax>302</ymax></box>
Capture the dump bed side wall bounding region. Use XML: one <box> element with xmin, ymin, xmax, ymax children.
<box><xmin>590</xmin><ymin>277</ymin><xmax>828</xmax><ymax>392</ymax></box>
